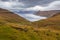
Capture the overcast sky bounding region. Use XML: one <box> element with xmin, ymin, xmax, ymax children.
<box><xmin>0</xmin><ymin>0</ymin><xmax>60</xmax><ymax>11</ymax></box>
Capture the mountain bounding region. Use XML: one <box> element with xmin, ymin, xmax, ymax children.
<box><xmin>0</xmin><ymin>8</ymin><xmax>35</xmax><ymax>40</ymax></box>
<box><xmin>33</xmin><ymin>13</ymin><xmax>60</xmax><ymax>30</ymax></box>
<box><xmin>0</xmin><ymin>8</ymin><xmax>32</xmax><ymax>25</ymax></box>
<box><xmin>0</xmin><ymin>8</ymin><xmax>60</xmax><ymax>40</ymax></box>
<box><xmin>35</xmin><ymin>10</ymin><xmax>60</xmax><ymax>17</ymax></box>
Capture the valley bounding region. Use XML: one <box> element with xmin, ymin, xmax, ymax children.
<box><xmin>0</xmin><ymin>8</ymin><xmax>60</xmax><ymax>40</ymax></box>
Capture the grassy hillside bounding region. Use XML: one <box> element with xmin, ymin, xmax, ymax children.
<box><xmin>33</xmin><ymin>13</ymin><xmax>60</xmax><ymax>30</ymax></box>
<box><xmin>0</xmin><ymin>8</ymin><xmax>33</xmax><ymax>40</ymax></box>
<box><xmin>0</xmin><ymin>8</ymin><xmax>60</xmax><ymax>40</ymax></box>
<box><xmin>0</xmin><ymin>8</ymin><xmax>32</xmax><ymax>26</ymax></box>
<box><xmin>32</xmin><ymin>13</ymin><xmax>60</xmax><ymax>40</ymax></box>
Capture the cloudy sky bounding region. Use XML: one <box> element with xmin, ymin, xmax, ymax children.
<box><xmin>0</xmin><ymin>0</ymin><xmax>60</xmax><ymax>21</ymax></box>
<box><xmin>0</xmin><ymin>0</ymin><xmax>60</xmax><ymax>11</ymax></box>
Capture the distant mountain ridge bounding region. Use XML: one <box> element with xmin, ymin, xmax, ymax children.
<box><xmin>35</xmin><ymin>10</ymin><xmax>60</xmax><ymax>17</ymax></box>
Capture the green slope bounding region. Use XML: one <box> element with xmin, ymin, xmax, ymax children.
<box><xmin>0</xmin><ymin>8</ymin><xmax>60</xmax><ymax>40</ymax></box>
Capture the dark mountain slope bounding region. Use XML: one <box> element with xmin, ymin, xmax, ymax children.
<box><xmin>35</xmin><ymin>10</ymin><xmax>60</xmax><ymax>17</ymax></box>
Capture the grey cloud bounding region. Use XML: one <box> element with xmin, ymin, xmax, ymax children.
<box><xmin>19</xmin><ymin>0</ymin><xmax>57</xmax><ymax>7</ymax></box>
<box><xmin>0</xmin><ymin>0</ymin><xmax>60</xmax><ymax>11</ymax></box>
<box><xmin>1</xmin><ymin>0</ymin><xmax>8</xmax><ymax>1</ymax></box>
<box><xmin>0</xmin><ymin>0</ymin><xmax>58</xmax><ymax>8</ymax></box>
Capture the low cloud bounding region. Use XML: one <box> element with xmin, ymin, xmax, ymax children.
<box><xmin>23</xmin><ymin>6</ymin><xmax>44</xmax><ymax>11</ymax></box>
<box><xmin>18</xmin><ymin>14</ymin><xmax>47</xmax><ymax>22</ymax></box>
